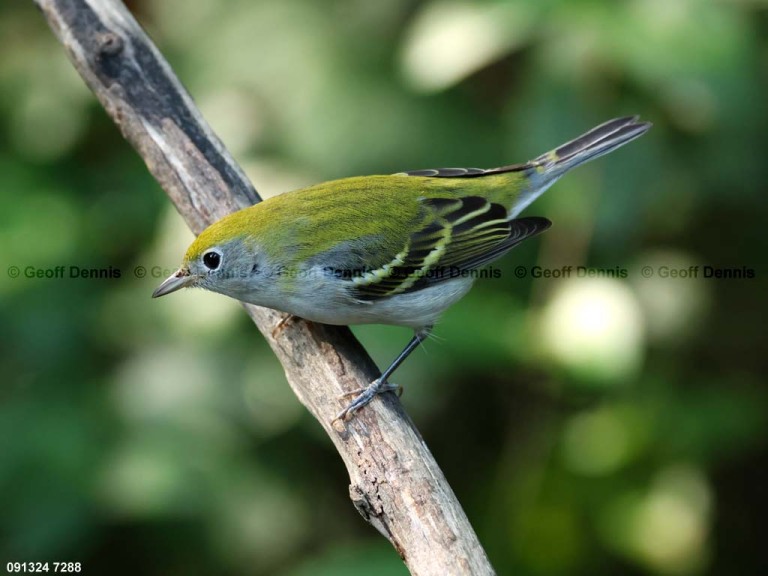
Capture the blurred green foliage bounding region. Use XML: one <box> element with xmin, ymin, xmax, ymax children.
<box><xmin>1</xmin><ymin>0</ymin><xmax>767</xmax><ymax>574</ymax></box>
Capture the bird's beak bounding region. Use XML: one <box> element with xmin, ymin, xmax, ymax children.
<box><xmin>152</xmin><ymin>268</ymin><xmax>196</xmax><ymax>298</ymax></box>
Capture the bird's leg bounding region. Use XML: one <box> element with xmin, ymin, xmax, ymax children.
<box><xmin>271</xmin><ymin>313</ymin><xmax>298</xmax><ymax>339</ymax></box>
<box><xmin>333</xmin><ymin>326</ymin><xmax>432</xmax><ymax>423</ymax></box>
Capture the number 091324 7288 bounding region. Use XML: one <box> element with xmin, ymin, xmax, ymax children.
<box><xmin>5</xmin><ymin>562</ymin><xmax>82</xmax><ymax>574</ymax></box>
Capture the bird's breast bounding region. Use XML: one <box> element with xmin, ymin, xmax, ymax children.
<box><xmin>275</xmin><ymin>274</ymin><xmax>475</xmax><ymax>328</ymax></box>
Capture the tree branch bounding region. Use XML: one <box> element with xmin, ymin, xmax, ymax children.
<box><xmin>34</xmin><ymin>1</ymin><xmax>495</xmax><ymax>574</ymax></box>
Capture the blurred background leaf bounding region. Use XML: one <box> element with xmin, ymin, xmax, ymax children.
<box><xmin>1</xmin><ymin>0</ymin><xmax>766</xmax><ymax>574</ymax></box>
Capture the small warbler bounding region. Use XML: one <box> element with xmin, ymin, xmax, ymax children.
<box><xmin>154</xmin><ymin>116</ymin><xmax>650</xmax><ymax>421</ymax></box>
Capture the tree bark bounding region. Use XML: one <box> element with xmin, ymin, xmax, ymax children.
<box><xmin>34</xmin><ymin>1</ymin><xmax>495</xmax><ymax>574</ymax></box>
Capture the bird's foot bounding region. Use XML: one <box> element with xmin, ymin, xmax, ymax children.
<box><xmin>332</xmin><ymin>378</ymin><xmax>402</xmax><ymax>423</ymax></box>
<box><xmin>271</xmin><ymin>314</ymin><xmax>297</xmax><ymax>338</ymax></box>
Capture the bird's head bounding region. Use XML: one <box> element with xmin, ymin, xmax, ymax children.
<box><xmin>152</xmin><ymin>211</ymin><xmax>271</xmax><ymax>300</ymax></box>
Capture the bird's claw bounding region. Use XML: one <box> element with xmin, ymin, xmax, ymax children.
<box><xmin>338</xmin><ymin>382</ymin><xmax>402</xmax><ymax>400</ymax></box>
<box><xmin>331</xmin><ymin>378</ymin><xmax>402</xmax><ymax>424</ymax></box>
<box><xmin>271</xmin><ymin>314</ymin><xmax>296</xmax><ymax>338</ymax></box>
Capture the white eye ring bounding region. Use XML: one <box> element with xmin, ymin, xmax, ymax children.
<box><xmin>202</xmin><ymin>249</ymin><xmax>223</xmax><ymax>271</ymax></box>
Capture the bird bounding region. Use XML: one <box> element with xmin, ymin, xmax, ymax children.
<box><xmin>153</xmin><ymin>116</ymin><xmax>651</xmax><ymax>421</ymax></box>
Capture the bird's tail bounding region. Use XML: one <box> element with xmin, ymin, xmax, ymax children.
<box><xmin>534</xmin><ymin>116</ymin><xmax>651</xmax><ymax>176</ymax></box>
<box><xmin>502</xmin><ymin>116</ymin><xmax>651</xmax><ymax>217</ymax></box>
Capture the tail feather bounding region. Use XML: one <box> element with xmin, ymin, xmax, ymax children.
<box><xmin>543</xmin><ymin>116</ymin><xmax>651</xmax><ymax>173</ymax></box>
<box><xmin>401</xmin><ymin>117</ymin><xmax>651</xmax><ymax>180</ymax></box>
<box><xmin>487</xmin><ymin>116</ymin><xmax>651</xmax><ymax>177</ymax></box>
<box><xmin>398</xmin><ymin>116</ymin><xmax>652</xmax><ymax>218</ymax></box>
<box><xmin>505</xmin><ymin>116</ymin><xmax>651</xmax><ymax>217</ymax></box>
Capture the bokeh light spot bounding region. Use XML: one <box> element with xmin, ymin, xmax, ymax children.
<box><xmin>539</xmin><ymin>278</ymin><xmax>645</xmax><ymax>383</ymax></box>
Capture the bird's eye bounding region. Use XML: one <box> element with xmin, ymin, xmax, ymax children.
<box><xmin>203</xmin><ymin>250</ymin><xmax>221</xmax><ymax>271</ymax></box>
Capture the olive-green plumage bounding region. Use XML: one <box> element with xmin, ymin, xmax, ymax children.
<box><xmin>154</xmin><ymin>116</ymin><xmax>651</xmax><ymax>421</ymax></box>
<box><xmin>183</xmin><ymin>116</ymin><xmax>650</xmax><ymax>291</ymax></box>
<box><xmin>187</xmin><ymin>172</ymin><xmax>522</xmax><ymax>264</ymax></box>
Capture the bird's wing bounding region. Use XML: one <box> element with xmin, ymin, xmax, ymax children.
<box><xmin>347</xmin><ymin>196</ymin><xmax>550</xmax><ymax>301</ymax></box>
<box><xmin>400</xmin><ymin>167</ymin><xmax>502</xmax><ymax>178</ymax></box>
